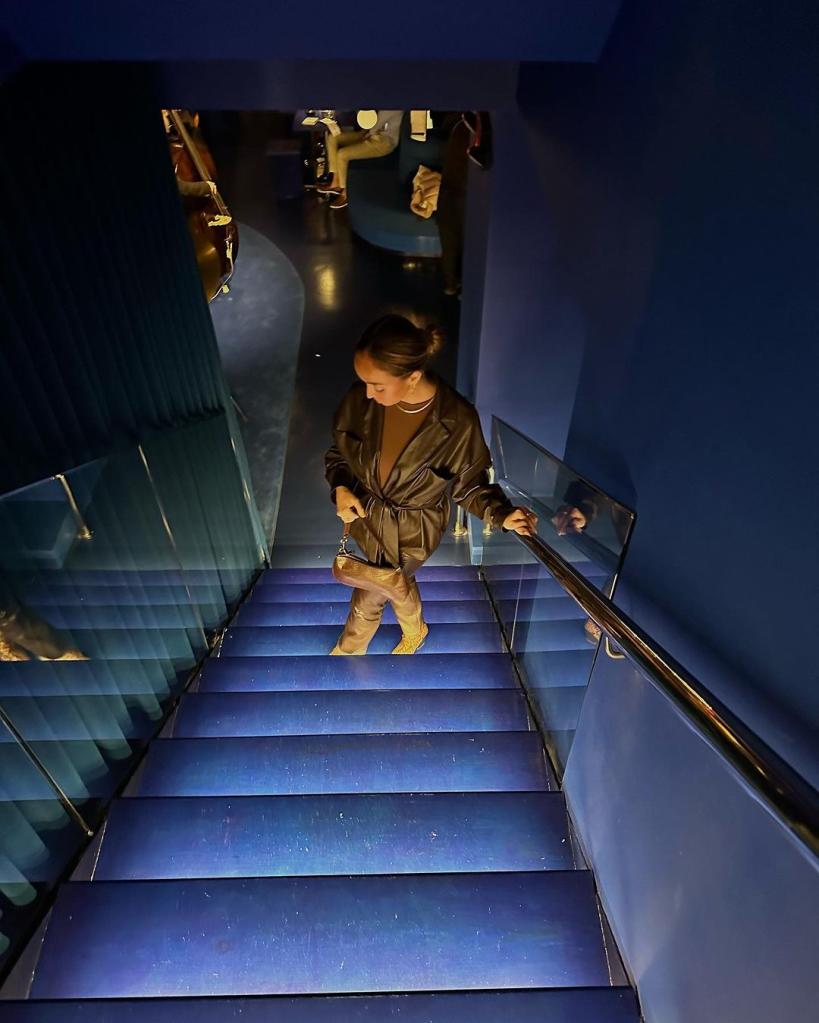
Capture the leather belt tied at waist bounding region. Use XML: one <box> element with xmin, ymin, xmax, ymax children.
<box><xmin>362</xmin><ymin>492</ymin><xmax>445</xmax><ymax>569</ymax></box>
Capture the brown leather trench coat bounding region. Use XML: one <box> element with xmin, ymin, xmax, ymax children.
<box><xmin>325</xmin><ymin>378</ymin><xmax>515</xmax><ymax>569</ymax></box>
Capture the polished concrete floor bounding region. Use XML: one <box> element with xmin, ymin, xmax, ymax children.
<box><xmin>207</xmin><ymin>124</ymin><xmax>469</xmax><ymax>567</ymax></box>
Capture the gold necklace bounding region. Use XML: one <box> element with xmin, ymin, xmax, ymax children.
<box><xmin>396</xmin><ymin>393</ymin><xmax>435</xmax><ymax>414</ymax></box>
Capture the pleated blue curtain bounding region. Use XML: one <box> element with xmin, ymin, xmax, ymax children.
<box><xmin>0</xmin><ymin>63</ymin><xmax>226</xmax><ymax>492</ymax></box>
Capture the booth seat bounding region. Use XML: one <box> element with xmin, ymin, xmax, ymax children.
<box><xmin>346</xmin><ymin>115</ymin><xmax>445</xmax><ymax>257</ymax></box>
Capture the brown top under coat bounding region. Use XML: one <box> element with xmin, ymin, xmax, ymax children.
<box><xmin>378</xmin><ymin>399</ymin><xmax>434</xmax><ymax>488</ymax></box>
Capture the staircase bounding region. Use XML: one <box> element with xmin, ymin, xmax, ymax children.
<box><xmin>4</xmin><ymin>563</ymin><xmax>639</xmax><ymax>1020</ymax></box>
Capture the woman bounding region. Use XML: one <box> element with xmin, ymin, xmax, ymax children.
<box><xmin>325</xmin><ymin>315</ymin><xmax>537</xmax><ymax>655</ymax></box>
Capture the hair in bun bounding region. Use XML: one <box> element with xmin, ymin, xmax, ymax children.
<box><xmin>356</xmin><ymin>314</ymin><xmax>445</xmax><ymax>377</ymax></box>
<box><xmin>424</xmin><ymin>324</ymin><xmax>445</xmax><ymax>359</ymax></box>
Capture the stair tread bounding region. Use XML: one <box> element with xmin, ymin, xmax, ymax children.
<box><xmin>133</xmin><ymin>732</ymin><xmax>551</xmax><ymax>796</ymax></box>
<box><xmin>0</xmin><ymin>694</ymin><xmax>164</xmax><ymax>742</ymax></box>
<box><xmin>236</xmin><ymin>598</ymin><xmax>587</xmax><ymax>627</ymax></box>
<box><xmin>32</xmin><ymin>872</ymin><xmax>610</xmax><ymax>997</ymax></box>
<box><xmin>219</xmin><ymin>622</ymin><xmax>585</xmax><ymax>657</ymax></box>
<box><xmin>197</xmin><ymin>653</ymin><xmax>518</xmax><ymax>692</ymax></box>
<box><xmin>95</xmin><ymin>792</ymin><xmax>573</xmax><ymax>879</ymax></box>
<box><xmin>252</xmin><ymin>581</ymin><xmax>488</xmax><ymax>603</ymax></box>
<box><xmin>0</xmin><ymin>659</ymin><xmax>176</xmax><ymax>696</ymax></box>
<box><xmin>264</xmin><ymin>565</ymin><xmax>481</xmax><ymax>583</ymax></box>
<box><xmin>172</xmin><ymin>690</ymin><xmax>530</xmax><ymax>737</ymax></box>
<box><xmin>3</xmin><ymin>989</ymin><xmax>639</xmax><ymax>1021</ymax></box>
<box><xmin>237</xmin><ymin>600</ymin><xmax>498</xmax><ymax>625</ymax></box>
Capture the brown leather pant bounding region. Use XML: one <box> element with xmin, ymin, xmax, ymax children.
<box><xmin>335</xmin><ymin>559</ymin><xmax>425</xmax><ymax>654</ymax></box>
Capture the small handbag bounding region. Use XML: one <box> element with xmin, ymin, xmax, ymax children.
<box><xmin>332</xmin><ymin>523</ymin><xmax>410</xmax><ymax>602</ymax></box>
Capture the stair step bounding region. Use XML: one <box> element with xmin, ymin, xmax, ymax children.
<box><xmin>23</xmin><ymin>568</ymin><xmax>228</xmax><ymax>587</ymax></box>
<box><xmin>0</xmin><ymin>738</ymin><xmax>143</xmax><ymax>800</ymax></box>
<box><xmin>0</xmin><ymin>695</ymin><xmax>162</xmax><ymax>742</ymax></box>
<box><xmin>499</xmin><ymin>597</ymin><xmax>586</xmax><ymax>622</ymax></box>
<box><xmin>526</xmin><ymin>686</ymin><xmax>588</xmax><ymax>731</ymax></box>
<box><xmin>0</xmin><ymin>660</ymin><xmax>175</xmax><ymax>696</ymax></box>
<box><xmin>219</xmin><ymin>624</ymin><xmax>505</xmax><ymax>656</ymax></box>
<box><xmin>24</xmin><ymin>629</ymin><xmax>201</xmax><ymax>666</ymax></box>
<box><xmin>95</xmin><ymin>792</ymin><xmax>573</xmax><ymax>879</ymax></box>
<box><xmin>219</xmin><ymin>621</ymin><xmax>590</xmax><ymax>658</ymax></box>
<box><xmin>1</xmin><ymin>989</ymin><xmax>641</xmax><ymax>1022</ymax></box>
<box><xmin>484</xmin><ymin>561</ymin><xmax>609</xmax><ymax>582</ymax></box>
<box><xmin>21</xmin><ymin>604</ymin><xmax>206</xmax><ymax>629</ymax></box>
<box><xmin>171</xmin><ymin>690</ymin><xmax>530</xmax><ymax>737</ymax></box>
<box><xmin>24</xmin><ymin>584</ymin><xmax>222</xmax><ymax>606</ymax></box>
<box><xmin>132</xmin><ymin>732</ymin><xmax>551</xmax><ymax>796</ymax></box>
<box><xmin>517</xmin><ymin>650</ymin><xmax>596</xmax><ymax>688</ymax></box>
<box><xmin>252</xmin><ymin>580</ymin><xmax>488</xmax><ymax>603</ymax></box>
<box><xmin>235</xmin><ymin>598</ymin><xmax>587</xmax><ymax>627</ymax></box>
<box><xmin>31</xmin><ymin>872</ymin><xmax>610</xmax><ymax>997</ymax></box>
<box><xmin>262</xmin><ymin>565</ymin><xmax>481</xmax><ymax>583</ymax></box>
<box><xmin>197</xmin><ymin>653</ymin><xmax>518</xmax><ymax>692</ymax></box>
<box><xmin>491</xmin><ymin>580</ymin><xmax>610</xmax><ymax>602</ymax></box>
<box><xmin>236</xmin><ymin>600</ymin><xmax>497</xmax><ymax>625</ymax></box>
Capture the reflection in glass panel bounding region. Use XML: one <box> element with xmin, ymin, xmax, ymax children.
<box><xmin>483</xmin><ymin>419</ymin><xmax>635</xmax><ymax>776</ymax></box>
<box><xmin>492</xmin><ymin>417</ymin><xmax>634</xmax><ymax>593</ymax></box>
<box><xmin>0</xmin><ymin>450</ymin><xmax>207</xmax><ymax>830</ymax></box>
<box><xmin>142</xmin><ymin>413</ymin><xmax>266</xmax><ymax>624</ymax></box>
<box><xmin>0</xmin><ymin>714</ymin><xmax>86</xmax><ymax>973</ymax></box>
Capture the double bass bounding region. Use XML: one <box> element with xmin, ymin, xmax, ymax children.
<box><xmin>165</xmin><ymin>110</ymin><xmax>238</xmax><ymax>301</ymax></box>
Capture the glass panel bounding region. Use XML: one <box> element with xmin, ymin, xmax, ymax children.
<box><xmin>491</xmin><ymin>418</ymin><xmax>634</xmax><ymax>592</ymax></box>
<box><xmin>0</xmin><ymin>448</ymin><xmax>207</xmax><ymax>832</ymax></box>
<box><xmin>482</xmin><ymin>419</ymin><xmax>636</xmax><ymax>777</ymax></box>
<box><xmin>0</xmin><ymin>713</ymin><xmax>87</xmax><ymax>974</ymax></box>
<box><xmin>141</xmin><ymin>412</ymin><xmax>265</xmax><ymax>629</ymax></box>
<box><xmin>0</xmin><ymin>418</ymin><xmax>263</xmax><ymax>975</ymax></box>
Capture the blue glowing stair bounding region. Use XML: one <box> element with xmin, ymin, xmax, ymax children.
<box><xmin>170</xmin><ymin>689</ymin><xmax>530</xmax><ymax>736</ymax></box>
<box><xmin>2</xmin><ymin>989</ymin><xmax>641</xmax><ymax>1022</ymax></box>
<box><xmin>31</xmin><ymin>872</ymin><xmax>610</xmax><ymax>997</ymax></box>
<box><xmin>131</xmin><ymin>732</ymin><xmax>552</xmax><ymax>796</ymax></box>
<box><xmin>8</xmin><ymin>562</ymin><xmax>636</xmax><ymax>1020</ymax></box>
<box><xmin>198</xmin><ymin>652</ymin><xmax>518</xmax><ymax>691</ymax></box>
<box><xmin>94</xmin><ymin>792</ymin><xmax>574</xmax><ymax>878</ymax></box>
<box><xmin>220</xmin><ymin>622</ymin><xmax>506</xmax><ymax>655</ymax></box>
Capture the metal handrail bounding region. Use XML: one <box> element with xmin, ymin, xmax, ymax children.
<box><xmin>516</xmin><ymin>530</ymin><xmax>819</xmax><ymax>857</ymax></box>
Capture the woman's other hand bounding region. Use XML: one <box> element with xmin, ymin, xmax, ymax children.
<box><xmin>335</xmin><ymin>486</ymin><xmax>367</xmax><ymax>523</ymax></box>
<box><xmin>502</xmin><ymin>507</ymin><xmax>538</xmax><ymax>536</ymax></box>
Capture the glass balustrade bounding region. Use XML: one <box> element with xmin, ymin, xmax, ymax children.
<box><xmin>481</xmin><ymin>419</ymin><xmax>635</xmax><ymax>777</ymax></box>
<box><xmin>0</xmin><ymin>412</ymin><xmax>265</xmax><ymax>973</ymax></box>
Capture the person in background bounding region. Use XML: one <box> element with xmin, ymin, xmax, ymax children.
<box><xmin>325</xmin><ymin>315</ymin><xmax>537</xmax><ymax>655</ymax></box>
<box><xmin>318</xmin><ymin>111</ymin><xmax>404</xmax><ymax>210</ymax></box>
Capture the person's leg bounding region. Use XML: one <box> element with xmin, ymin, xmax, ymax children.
<box><xmin>331</xmin><ymin>586</ymin><xmax>388</xmax><ymax>654</ymax></box>
<box><xmin>321</xmin><ymin>131</ymin><xmax>366</xmax><ymax>191</ymax></box>
<box><xmin>335</xmin><ymin>135</ymin><xmax>393</xmax><ymax>189</ymax></box>
<box><xmin>390</xmin><ymin>559</ymin><xmax>428</xmax><ymax>654</ymax></box>
<box><xmin>329</xmin><ymin>135</ymin><xmax>395</xmax><ymax>208</ymax></box>
<box><xmin>437</xmin><ymin>186</ymin><xmax>465</xmax><ymax>295</ymax></box>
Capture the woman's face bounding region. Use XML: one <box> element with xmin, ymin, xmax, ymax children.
<box><xmin>354</xmin><ymin>352</ymin><xmax>419</xmax><ymax>406</ymax></box>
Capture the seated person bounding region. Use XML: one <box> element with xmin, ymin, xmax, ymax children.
<box><xmin>318</xmin><ymin>111</ymin><xmax>404</xmax><ymax>210</ymax></box>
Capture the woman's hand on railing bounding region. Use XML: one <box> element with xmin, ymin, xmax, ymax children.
<box><xmin>502</xmin><ymin>507</ymin><xmax>538</xmax><ymax>536</ymax></box>
<box><xmin>335</xmin><ymin>486</ymin><xmax>367</xmax><ymax>524</ymax></box>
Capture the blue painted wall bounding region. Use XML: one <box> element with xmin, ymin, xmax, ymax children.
<box><xmin>475</xmin><ymin>0</ymin><xmax>819</xmax><ymax>783</ymax></box>
<box><xmin>3</xmin><ymin>1</ymin><xmax>621</xmax><ymax>63</ymax></box>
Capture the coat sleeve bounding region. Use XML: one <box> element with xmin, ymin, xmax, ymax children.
<box><xmin>324</xmin><ymin>390</ymin><xmax>362</xmax><ymax>503</ymax></box>
<box><xmin>324</xmin><ymin>440</ymin><xmax>357</xmax><ymax>503</ymax></box>
<box><xmin>450</xmin><ymin>410</ymin><xmax>516</xmax><ymax>528</ymax></box>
